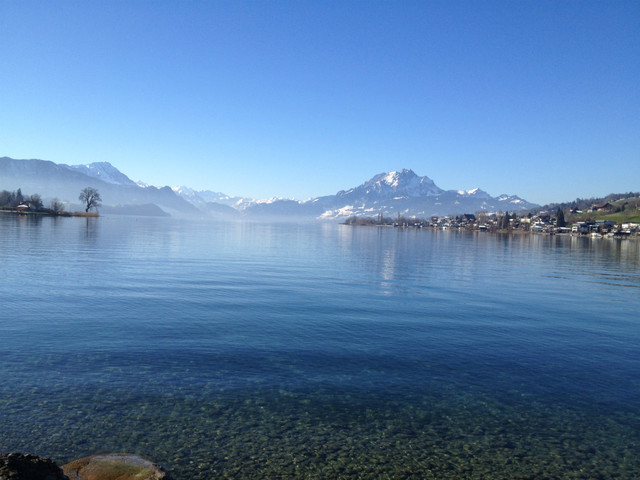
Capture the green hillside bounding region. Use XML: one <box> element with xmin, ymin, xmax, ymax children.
<box><xmin>539</xmin><ymin>194</ymin><xmax>640</xmax><ymax>224</ymax></box>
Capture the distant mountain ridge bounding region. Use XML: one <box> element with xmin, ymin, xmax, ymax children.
<box><xmin>0</xmin><ymin>157</ymin><xmax>197</xmax><ymax>216</ymax></box>
<box><xmin>62</xmin><ymin>162</ymin><xmax>139</xmax><ymax>186</ymax></box>
<box><xmin>0</xmin><ymin>157</ymin><xmax>538</xmax><ymax>218</ymax></box>
<box><xmin>172</xmin><ymin>168</ymin><xmax>537</xmax><ymax>219</ymax></box>
<box><xmin>336</xmin><ymin>169</ymin><xmax>444</xmax><ymax>199</ymax></box>
<box><xmin>303</xmin><ymin>169</ymin><xmax>537</xmax><ymax>219</ymax></box>
<box><xmin>171</xmin><ymin>185</ymin><xmax>252</xmax><ymax>210</ymax></box>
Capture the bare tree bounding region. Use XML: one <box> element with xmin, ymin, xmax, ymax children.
<box><xmin>28</xmin><ymin>194</ymin><xmax>43</xmax><ymax>210</ymax></box>
<box><xmin>49</xmin><ymin>198</ymin><xmax>65</xmax><ymax>213</ymax></box>
<box><xmin>79</xmin><ymin>187</ymin><xmax>102</xmax><ymax>212</ymax></box>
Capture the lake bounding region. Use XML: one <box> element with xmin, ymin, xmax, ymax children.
<box><xmin>1</xmin><ymin>214</ymin><xmax>639</xmax><ymax>479</ymax></box>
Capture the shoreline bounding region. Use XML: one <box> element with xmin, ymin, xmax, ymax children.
<box><xmin>0</xmin><ymin>209</ymin><xmax>99</xmax><ymax>218</ymax></box>
<box><xmin>339</xmin><ymin>222</ymin><xmax>640</xmax><ymax>239</ymax></box>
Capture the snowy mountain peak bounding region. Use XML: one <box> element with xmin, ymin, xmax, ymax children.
<box><xmin>172</xmin><ymin>185</ymin><xmax>197</xmax><ymax>196</ymax></box>
<box><xmin>456</xmin><ymin>187</ymin><xmax>490</xmax><ymax>198</ymax></box>
<box><xmin>64</xmin><ymin>162</ymin><xmax>137</xmax><ymax>186</ymax></box>
<box><xmin>354</xmin><ymin>169</ymin><xmax>443</xmax><ymax>199</ymax></box>
<box><xmin>380</xmin><ymin>169</ymin><xmax>428</xmax><ymax>187</ymax></box>
<box><xmin>255</xmin><ymin>196</ymin><xmax>299</xmax><ymax>205</ymax></box>
<box><xmin>383</xmin><ymin>171</ymin><xmax>401</xmax><ymax>187</ymax></box>
<box><xmin>172</xmin><ymin>185</ymin><xmax>254</xmax><ymax>209</ymax></box>
<box><xmin>497</xmin><ymin>194</ymin><xmax>527</xmax><ymax>205</ymax></box>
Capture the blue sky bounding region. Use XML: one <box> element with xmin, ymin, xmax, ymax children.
<box><xmin>1</xmin><ymin>0</ymin><xmax>638</xmax><ymax>204</ymax></box>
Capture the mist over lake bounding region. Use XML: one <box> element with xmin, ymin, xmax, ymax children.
<box><xmin>1</xmin><ymin>214</ymin><xmax>639</xmax><ymax>479</ymax></box>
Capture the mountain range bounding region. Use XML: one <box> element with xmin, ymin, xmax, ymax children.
<box><xmin>0</xmin><ymin>157</ymin><xmax>538</xmax><ymax>219</ymax></box>
<box><xmin>0</xmin><ymin>157</ymin><xmax>197</xmax><ymax>216</ymax></box>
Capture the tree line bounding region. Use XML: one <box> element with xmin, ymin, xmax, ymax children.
<box><xmin>0</xmin><ymin>188</ymin><xmax>52</xmax><ymax>211</ymax></box>
<box><xmin>534</xmin><ymin>192</ymin><xmax>640</xmax><ymax>215</ymax></box>
<box><xmin>0</xmin><ymin>187</ymin><xmax>101</xmax><ymax>213</ymax></box>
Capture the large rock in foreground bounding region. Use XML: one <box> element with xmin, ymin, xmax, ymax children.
<box><xmin>0</xmin><ymin>453</ymin><xmax>69</xmax><ymax>480</ymax></box>
<box><xmin>61</xmin><ymin>454</ymin><xmax>171</xmax><ymax>480</ymax></box>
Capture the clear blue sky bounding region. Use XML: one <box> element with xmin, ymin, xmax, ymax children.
<box><xmin>1</xmin><ymin>0</ymin><xmax>638</xmax><ymax>204</ymax></box>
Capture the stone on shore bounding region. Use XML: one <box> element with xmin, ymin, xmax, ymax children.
<box><xmin>61</xmin><ymin>454</ymin><xmax>171</xmax><ymax>480</ymax></box>
<box><xmin>0</xmin><ymin>453</ymin><xmax>69</xmax><ymax>480</ymax></box>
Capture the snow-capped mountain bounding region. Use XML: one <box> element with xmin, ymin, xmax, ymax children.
<box><xmin>63</xmin><ymin>162</ymin><xmax>138</xmax><ymax>186</ymax></box>
<box><xmin>172</xmin><ymin>186</ymin><xmax>251</xmax><ymax>209</ymax></box>
<box><xmin>1</xmin><ymin>157</ymin><xmax>538</xmax><ymax>219</ymax></box>
<box><xmin>336</xmin><ymin>169</ymin><xmax>444</xmax><ymax>200</ymax></box>
<box><xmin>172</xmin><ymin>168</ymin><xmax>538</xmax><ymax>220</ymax></box>
<box><xmin>171</xmin><ymin>185</ymin><xmax>210</xmax><ymax>207</ymax></box>
<box><xmin>496</xmin><ymin>193</ymin><xmax>530</xmax><ymax>207</ymax></box>
<box><xmin>456</xmin><ymin>187</ymin><xmax>491</xmax><ymax>198</ymax></box>
<box><xmin>242</xmin><ymin>169</ymin><xmax>538</xmax><ymax>219</ymax></box>
<box><xmin>0</xmin><ymin>157</ymin><xmax>197</xmax><ymax>216</ymax></box>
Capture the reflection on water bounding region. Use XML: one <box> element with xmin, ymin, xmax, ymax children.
<box><xmin>0</xmin><ymin>216</ymin><xmax>639</xmax><ymax>479</ymax></box>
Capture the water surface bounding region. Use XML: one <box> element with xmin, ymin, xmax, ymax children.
<box><xmin>1</xmin><ymin>215</ymin><xmax>639</xmax><ymax>478</ymax></box>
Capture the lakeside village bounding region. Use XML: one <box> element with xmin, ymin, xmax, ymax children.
<box><xmin>343</xmin><ymin>198</ymin><xmax>640</xmax><ymax>239</ymax></box>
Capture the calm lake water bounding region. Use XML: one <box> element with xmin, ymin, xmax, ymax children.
<box><xmin>1</xmin><ymin>214</ymin><xmax>639</xmax><ymax>479</ymax></box>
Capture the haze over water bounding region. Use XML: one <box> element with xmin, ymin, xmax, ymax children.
<box><xmin>1</xmin><ymin>215</ymin><xmax>639</xmax><ymax>479</ymax></box>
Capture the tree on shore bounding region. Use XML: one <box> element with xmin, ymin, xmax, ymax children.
<box><xmin>556</xmin><ymin>208</ymin><xmax>566</xmax><ymax>227</ymax></box>
<box><xmin>0</xmin><ymin>190</ymin><xmax>13</xmax><ymax>207</ymax></box>
<box><xmin>49</xmin><ymin>198</ymin><xmax>65</xmax><ymax>213</ymax></box>
<box><xmin>79</xmin><ymin>187</ymin><xmax>102</xmax><ymax>212</ymax></box>
<box><xmin>1</xmin><ymin>189</ymin><xmax>43</xmax><ymax>209</ymax></box>
<box><xmin>500</xmin><ymin>211</ymin><xmax>510</xmax><ymax>229</ymax></box>
<box><xmin>27</xmin><ymin>194</ymin><xmax>43</xmax><ymax>210</ymax></box>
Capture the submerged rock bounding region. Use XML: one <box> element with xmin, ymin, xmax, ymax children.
<box><xmin>0</xmin><ymin>453</ymin><xmax>69</xmax><ymax>480</ymax></box>
<box><xmin>61</xmin><ymin>454</ymin><xmax>171</xmax><ymax>480</ymax></box>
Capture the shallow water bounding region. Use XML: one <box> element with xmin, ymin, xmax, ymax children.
<box><xmin>1</xmin><ymin>215</ymin><xmax>639</xmax><ymax>478</ymax></box>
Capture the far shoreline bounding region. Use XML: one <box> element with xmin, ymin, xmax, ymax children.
<box><xmin>339</xmin><ymin>222</ymin><xmax>640</xmax><ymax>240</ymax></box>
<box><xmin>0</xmin><ymin>209</ymin><xmax>99</xmax><ymax>218</ymax></box>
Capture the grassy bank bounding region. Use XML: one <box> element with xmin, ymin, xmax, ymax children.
<box><xmin>569</xmin><ymin>210</ymin><xmax>640</xmax><ymax>224</ymax></box>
